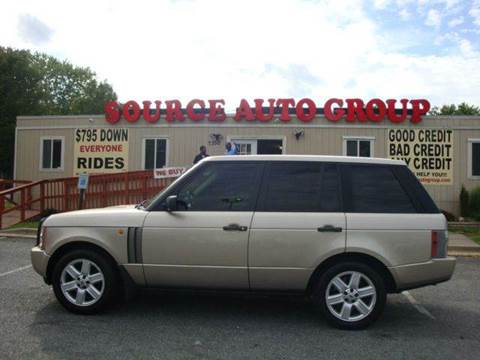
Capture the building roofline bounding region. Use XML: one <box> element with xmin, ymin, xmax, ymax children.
<box><xmin>16</xmin><ymin>114</ymin><xmax>480</xmax><ymax>121</ymax></box>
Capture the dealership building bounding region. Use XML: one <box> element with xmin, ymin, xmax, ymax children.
<box><xmin>13</xmin><ymin>97</ymin><xmax>480</xmax><ymax>215</ymax></box>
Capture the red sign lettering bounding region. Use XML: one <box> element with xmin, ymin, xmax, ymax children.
<box><xmin>104</xmin><ymin>98</ymin><xmax>431</xmax><ymax>124</ymax></box>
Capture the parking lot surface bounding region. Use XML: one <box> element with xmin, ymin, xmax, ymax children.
<box><xmin>1</xmin><ymin>236</ymin><xmax>479</xmax><ymax>360</ymax></box>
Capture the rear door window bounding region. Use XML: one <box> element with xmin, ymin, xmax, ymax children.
<box><xmin>260</xmin><ymin>162</ymin><xmax>342</xmax><ymax>212</ymax></box>
<box><xmin>343</xmin><ymin>164</ymin><xmax>416</xmax><ymax>213</ymax></box>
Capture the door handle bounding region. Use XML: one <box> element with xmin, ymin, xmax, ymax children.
<box><xmin>317</xmin><ymin>225</ymin><xmax>343</xmax><ymax>232</ymax></box>
<box><xmin>223</xmin><ymin>223</ymin><xmax>248</xmax><ymax>231</ymax></box>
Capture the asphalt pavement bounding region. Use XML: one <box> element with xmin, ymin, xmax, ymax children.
<box><xmin>0</xmin><ymin>236</ymin><xmax>479</xmax><ymax>360</ymax></box>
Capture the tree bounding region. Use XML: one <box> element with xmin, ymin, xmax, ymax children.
<box><xmin>430</xmin><ymin>102</ymin><xmax>480</xmax><ymax>116</ymax></box>
<box><xmin>0</xmin><ymin>46</ymin><xmax>117</xmax><ymax>178</ymax></box>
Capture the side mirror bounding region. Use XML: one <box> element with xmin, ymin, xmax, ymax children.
<box><xmin>166</xmin><ymin>195</ymin><xmax>178</xmax><ymax>212</ymax></box>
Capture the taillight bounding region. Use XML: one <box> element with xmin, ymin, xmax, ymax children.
<box><xmin>431</xmin><ymin>231</ymin><xmax>438</xmax><ymax>258</ymax></box>
<box><xmin>431</xmin><ymin>230</ymin><xmax>448</xmax><ymax>258</ymax></box>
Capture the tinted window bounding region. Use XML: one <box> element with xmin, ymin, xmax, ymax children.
<box><xmin>346</xmin><ymin>140</ymin><xmax>357</xmax><ymax>156</ymax></box>
<box><xmin>42</xmin><ymin>139</ymin><xmax>63</xmax><ymax>169</ymax></box>
<box><xmin>263</xmin><ymin>162</ymin><xmax>341</xmax><ymax>212</ymax></box>
<box><xmin>359</xmin><ymin>141</ymin><xmax>370</xmax><ymax>157</ymax></box>
<box><xmin>345</xmin><ymin>164</ymin><xmax>416</xmax><ymax>213</ymax></box>
<box><xmin>144</xmin><ymin>139</ymin><xmax>167</xmax><ymax>169</ymax></box>
<box><xmin>52</xmin><ymin>140</ymin><xmax>62</xmax><ymax>168</ymax></box>
<box><xmin>174</xmin><ymin>162</ymin><xmax>262</xmax><ymax>211</ymax></box>
<box><xmin>42</xmin><ymin>139</ymin><xmax>52</xmax><ymax>169</ymax></box>
<box><xmin>346</xmin><ymin>139</ymin><xmax>372</xmax><ymax>157</ymax></box>
<box><xmin>472</xmin><ymin>143</ymin><xmax>480</xmax><ymax>176</ymax></box>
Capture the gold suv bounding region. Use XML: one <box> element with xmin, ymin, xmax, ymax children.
<box><xmin>31</xmin><ymin>155</ymin><xmax>455</xmax><ymax>329</ymax></box>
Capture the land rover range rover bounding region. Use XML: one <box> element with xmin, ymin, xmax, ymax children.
<box><xmin>31</xmin><ymin>155</ymin><xmax>455</xmax><ymax>329</ymax></box>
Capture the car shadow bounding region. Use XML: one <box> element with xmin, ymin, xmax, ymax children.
<box><xmin>27</xmin><ymin>291</ymin><xmax>468</xmax><ymax>359</ymax></box>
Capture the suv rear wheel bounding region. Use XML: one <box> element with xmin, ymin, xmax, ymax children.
<box><xmin>312</xmin><ymin>262</ymin><xmax>386</xmax><ymax>330</ymax></box>
<box><xmin>52</xmin><ymin>249</ymin><xmax>119</xmax><ymax>314</ymax></box>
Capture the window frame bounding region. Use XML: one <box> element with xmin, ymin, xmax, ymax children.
<box><xmin>142</xmin><ymin>137</ymin><xmax>169</xmax><ymax>170</ymax></box>
<box><xmin>39</xmin><ymin>136</ymin><xmax>65</xmax><ymax>172</ymax></box>
<box><xmin>342</xmin><ymin>136</ymin><xmax>375</xmax><ymax>157</ymax></box>
<box><xmin>467</xmin><ymin>138</ymin><xmax>480</xmax><ymax>179</ymax></box>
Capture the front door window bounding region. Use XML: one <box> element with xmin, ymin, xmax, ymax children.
<box><xmin>174</xmin><ymin>162</ymin><xmax>263</xmax><ymax>211</ymax></box>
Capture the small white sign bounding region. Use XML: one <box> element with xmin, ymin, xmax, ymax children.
<box><xmin>77</xmin><ymin>173</ymin><xmax>89</xmax><ymax>189</ymax></box>
<box><xmin>154</xmin><ymin>167</ymin><xmax>186</xmax><ymax>179</ymax></box>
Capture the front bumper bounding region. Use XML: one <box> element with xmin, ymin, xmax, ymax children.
<box><xmin>389</xmin><ymin>257</ymin><xmax>456</xmax><ymax>292</ymax></box>
<box><xmin>31</xmin><ymin>246</ymin><xmax>50</xmax><ymax>278</ymax></box>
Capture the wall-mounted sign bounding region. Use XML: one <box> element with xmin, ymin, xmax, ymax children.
<box><xmin>73</xmin><ymin>128</ymin><xmax>129</xmax><ymax>175</ymax></box>
<box><xmin>104</xmin><ymin>98</ymin><xmax>430</xmax><ymax>125</ymax></box>
<box><xmin>154</xmin><ymin>167</ymin><xmax>186</xmax><ymax>179</ymax></box>
<box><xmin>77</xmin><ymin>173</ymin><xmax>89</xmax><ymax>190</ymax></box>
<box><xmin>387</xmin><ymin>129</ymin><xmax>453</xmax><ymax>185</ymax></box>
<box><xmin>208</xmin><ymin>133</ymin><xmax>223</xmax><ymax>146</ymax></box>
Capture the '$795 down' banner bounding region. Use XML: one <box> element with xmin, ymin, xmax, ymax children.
<box><xmin>387</xmin><ymin>129</ymin><xmax>453</xmax><ymax>185</ymax></box>
<box><xmin>74</xmin><ymin>128</ymin><xmax>129</xmax><ymax>175</ymax></box>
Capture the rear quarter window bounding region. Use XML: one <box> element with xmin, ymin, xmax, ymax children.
<box><xmin>342</xmin><ymin>164</ymin><xmax>417</xmax><ymax>213</ymax></box>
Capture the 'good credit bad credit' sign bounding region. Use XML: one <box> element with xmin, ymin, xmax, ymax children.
<box><xmin>388</xmin><ymin>129</ymin><xmax>453</xmax><ymax>185</ymax></box>
<box><xmin>74</xmin><ymin>128</ymin><xmax>129</xmax><ymax>175</ymax></box>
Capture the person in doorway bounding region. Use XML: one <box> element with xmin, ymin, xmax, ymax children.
<box><xmin>225</xmin><ymin>142</ymin><xmax>237</xmax><ymax>155</ymax></box>
<box><xmin>193</xmin><ymin>145</ymin><xmax>209</xmax><ymax>164</ymax></box>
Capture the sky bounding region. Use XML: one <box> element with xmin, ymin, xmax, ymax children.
<box><xmin>1</xmin><ymin>0</ymin><xmax>479</xmax><ymax>110</ymax></box>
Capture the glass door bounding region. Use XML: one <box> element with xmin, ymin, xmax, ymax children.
<box><xmin>232</xmin><ymin>140</ymin><xmax>258</xmax><ymax>155</ymax></box>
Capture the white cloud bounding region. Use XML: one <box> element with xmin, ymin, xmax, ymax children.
<box><xmin>399</xmin><ymin>8</ymin><xmax>411</xmax><ymax>20</ymax></box>
<box><xmin>425</xmin><ymin>9</ymin><xmax>442</xmax><ymax>28</ymax></box>
<box><xmin>0</xmin><ymin>0</ymin><xmax>479</xmax><ymax>108</ymax></box>
<box><xmin>17</xmin><ymin>14</ymin><xmax>53</xmax><ymax>45</ymax></box>
<box><xmin>448</xmin><ymin>16</ymin><xmax>464</xmax><ymax>27</ymax></box>
<box><xmin>373</xmin><ymin>0</ymin><xmax>391</xmax><ymax>9</ymax></box>
<box><xmin>459</xmin><ymin>38</ymin><xmax>478</xmax><ymax>58</ymax></box>
<box><xmin>470</xmin><ymin>0</ymin><xmax>480</xmax><ymax>26</ymax></box>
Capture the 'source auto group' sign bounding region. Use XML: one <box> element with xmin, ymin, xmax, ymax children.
<box><xmin>104</xmin><ymin>98</ymin><xmax>431</xmax><ymax>125</ymax></box>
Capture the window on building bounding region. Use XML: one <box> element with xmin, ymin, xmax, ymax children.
<box><xmin>345</xmin><ymin>164</ymin><xmax>416</xmax><ymax>213</ymax></box>
<box><xmin>469</xmin><ymin>140</ymin><xmax>480</xmax><ymax>177</ymax></box>
<box><xmin>41</xmin><ymin>138</ymin><xmax>63</xmax><ymax>170</ymax></box>
<box><xmin>144</xmin><ymin>139</ymin><xmax>167</xmax><ymax>169</ymax></box>
<box><xmin>343</xmin><ymin>137</ymin><xmax>374</xmax><ymax>157</ymax></box>
<box><xmin>263</xmin><ymin>162</ymin><xmax>342</xmax><ymax>212</ymax></box>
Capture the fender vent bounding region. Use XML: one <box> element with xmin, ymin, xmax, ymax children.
<box><xmin>127</xmin><ymin>227</ymin><xmax>143</xmax><ymax>263</ymax></box>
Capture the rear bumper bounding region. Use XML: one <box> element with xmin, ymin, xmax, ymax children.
<box><xmin>31</xmin><ymin>246</ymin><xmax>50</xmax><ymax>278</ymax></box>
<box><xmin>389</xmin><ymin>257</ymin><xmax>456</xmax><ymax>292</ymax></box>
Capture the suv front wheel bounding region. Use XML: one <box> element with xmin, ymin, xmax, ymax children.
<box><xmin>51</xmin><ymin>249</ymin><xmax>119</xmax><ymax>314</ymax></box>
<box><xmin>312</xmin><ymin>262</ymin><xmax>386</xmax><ymax>330</ymax></box>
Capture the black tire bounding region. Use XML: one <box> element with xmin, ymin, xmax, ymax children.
<box><xmin>312</xmin><ymin>261</ymin><xmax>386</xmax><ymax>330</ymax></box>
<box><xmin>51</xmin><ymin>249</ymin><xmax>120</xmax><ymax>314</ymax></box>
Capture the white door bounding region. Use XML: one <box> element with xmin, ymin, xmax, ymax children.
<box><xmin>232</xmin><ymin>140</ymin><xmax>257</xmax><ymax>155</ymax></box>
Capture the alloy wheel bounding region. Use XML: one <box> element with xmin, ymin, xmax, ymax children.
<box><xmin>60</xmin><ymin>259</ymin><xmax>105</xmax><ymax>307</ymax></box>
<box><xmin>325</xmin><ymin>271</ymin><xmax>377</xmax><ymax>322</ymax></box>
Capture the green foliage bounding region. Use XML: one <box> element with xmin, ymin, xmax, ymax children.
<box><xmin>430</xmin><ymin>103</ymin><xmax>480</xmax><ymax>116</ymax></box>
<box><xmin>0</xmin><ymin>46</ymin><xmax>117</xmax><ymax>178</ymax></box>
<box><xmin>460</xmin><ymin>185</ymin><xmax>469</xmax><ymax>218</ymax></box>
<box><xmin>468</xmin><ymin>187</ymin><xmax>480</xmax><ymax>221</ymax></box>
